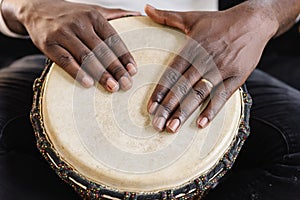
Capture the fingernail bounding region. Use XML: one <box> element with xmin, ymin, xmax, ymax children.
<box><xmin>153</xmin><ymin>117</ymin><xmax>166</xmax><ymax>131</ymax></box>
<box><xmin>197</xmin><ymin>117</ymin><xmax>208</xmax><ymax>128</ymax></box>
<box><xmin>119</xmin><ymin>76</ymin><xmax>132</xmax><ymax>91</ymax></box>
<box><xmin>106</xmin><ymin>78</ymin><xmax>119</xmax><ymax>92</ymax></box>
<box><xmin>81</xmin><ymin>76</ymin><xmax>94</xmax><ymax>88</ymax></box>
<box><xmin>148</xmin><ymin>101</ymin><xmax>158</xmax><ymax>114</ymax></box>
<box><xmin>126</xmin><ymin>63</ymin><xmax>137</xmax><ymax>76</ymax></box>
<box><xmin>167</xmin><ymin>118</ymin><xmax>180</xmax><ymax>133</ymax></box>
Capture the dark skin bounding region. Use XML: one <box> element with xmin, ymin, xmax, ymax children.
<box><xmin>1</xmin><ymin>0</ymin><xmax>141</xmax><ymax>91</ymax></box>
<box><xmin>144</xmin><ymin>1</ymin><xmax>300</xmax><ymax>132</ymax></box>
<box><xmin>1</xmin><ymin>0</ymin><xmax>300</xmax><ymax>132</ymax></box>
<box><xmin>145</xmin><ymin>3</ymin><xmax>278</xmax><ymax>132</ymax></box>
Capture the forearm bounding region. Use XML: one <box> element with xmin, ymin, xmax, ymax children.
<box><xmin>245</xmin><ymin>0</ymin><xmax>300</xmax><ymax>37</ymax></box>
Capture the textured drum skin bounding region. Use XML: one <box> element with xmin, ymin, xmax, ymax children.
<box><xmin>31</xmin><ymin>17</ymin><xmax>252</xmax><ymax>199</ymax></box>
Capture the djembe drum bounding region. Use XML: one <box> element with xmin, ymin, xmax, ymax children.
<box><xmin>31</xmin><ymin>17</ymin><xmax>251</xmax><ymax>199</ymax></box>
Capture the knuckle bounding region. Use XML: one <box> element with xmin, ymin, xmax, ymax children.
<box><xmin>81</xmin><ymin>51</ymin><xmax>94</xmax><ymax>65</ymax></box>
<box><xmin>161</xmin><ymin>69</ymin><xmax>179</xmax><ymax>87</ymax></box>
<box><xmin>178</xmin><ymin>107</ymin><xmax>189</xmax><ymax>120</ymax></box>
<box><xmin>42</xmin><ymin>28</ymin><xmax>69</xmax><ymax>47</ymax></box>
<box><xmin>172</xmin><ymin>81</ymin><xmax>190</xmax><ymax>97</ymax></box>
<box><xmin>58</xmin><ymin>54</ymin><xmax>74</xmax><ymax>69</ymax></box>
<box><xmin>96</xmin><ymin>18</ymin><xmax>108</xmax><ymax>32</ymax></box>
<box><xmin>182</xmin><ymin>42</ymin><xmax>203</xmax><ymax>62</ymax></box>
<box><xmin>178</xmin><ymin>83</ymin><xmax>189</xmax><ymax>95</ymax></box>
<box><xmin>198</xmin><ymin>53</ymin><xmax>212</xmax><ymax>70</ymax></box>
<box><xmin>161</xmin><ymin>98</ymin><xmax>178</xmax><ymax>114</ymax></box>
<box><xmin>185</xmin><ymin>70</ymin><xmax>200</xmax><ymax>85</ymax></box>
<box><xmin>95</xmin><ymin>18</ymin><xmax>115</xmax><ymax>37</ymax></box>
<box><xmin>42</xmin><ymin>35</ymin><xmax>53</xmax><ymax>46</ymax></box>
<box><xmin>43</xmin><ymin>33</ymin><xmax>57</xmax><ymax>47</ymax></box>
<box><xmin>153</xmin><ymin>90</ymin><xmax>166</xmax><ymax>103</ymax></box>
<box><xmin>105</xmin><ymin>34</ymin><xmax>121</xmax><ymax>47</ymax></box>
<box><xmin>87</xmin><ymin>8</ymin><xmax>100</xmax><ymax>21</ymax></box>
<box><xmin>110</xmin><ymin>65</ymin><xmax>125</xmax><ymax>77</ymax></box>
<box><xmin>70</xmin><ymin>18</ymin><xmax>83</xmax><ymax>30</ymax></box>
<box><xmin>160</xmin><ymin>104</ymin><xmax>173</xmax><ymax>117</ymax></box>
<box><xmin>93</xmin><ymin>42</ymin><xmax>105</xmax><ymax>55</ymax></box>
<box><xmin>193</xmin><ymin>87</ymin><xmax>207</xmax><ymax>101</ymax></box>
<box><xmin>99</xmin><ymin>46</ymin><xmax>111</xmax><ymax>58</ymax></box>
<box><xmin>55</xmin><ymin>28</ymin><xmax>70</xmax><ymax>38</ymax></box>
<box><xmin>216</xmin><ymin>57</ymin><xmax>226</xmax><ymax>68</ymax></box>
<box><xmin>216</xmin><ymin>67</ymin><xmax>227</xmax><ymax>79</ymax></box>
<box><xmin>95</xmin><ymin>45</ymin><xmax>114</xmax><ymax>65</ymax></box>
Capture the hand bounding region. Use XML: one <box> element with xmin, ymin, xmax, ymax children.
<box><xmin>145</xmin><ymin>4</ymin><xmax>278</xmax><ymax>132</ymax></box>
<box><xmin>1</xmin><ymin>0</ymin><xmax>141</xmax><ymax>91</ymax></box>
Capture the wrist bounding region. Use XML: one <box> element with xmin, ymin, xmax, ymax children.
<box><xmin>246</xmin><ymin>1</ymin><xmax>279</xmax><ymax>38</ymax></box>
<box><xmin>228</xmin><ymin>1</ymin><xmax>279</xmax><ymax>40</ymax></box>
<box><xmin>243</xmin><ymin>0</ymin><xmax>300</xmax><ymax>37</ymax></box>
<box><xmin>1</xmin><ymin>0</ymin><xmax>27</xmax><ymax>35</ymax></box>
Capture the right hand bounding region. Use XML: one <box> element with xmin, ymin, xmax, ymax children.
<box><xmin>1</xmin><ymin>0</ymin><xmax>141</xmax><ymax>91</ymax></box>
<box><xmin>144</xmin><ymin>4</ymin><xmax>278</xmax><ymax>132</ymax></box>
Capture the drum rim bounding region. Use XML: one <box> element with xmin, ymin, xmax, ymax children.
<box><xmin>30</xmin><ymin>59</ymin><xmax>252</xmax><ymax>200</ymax></box>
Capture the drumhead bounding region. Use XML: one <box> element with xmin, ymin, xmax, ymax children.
<box><xmin>32</xmin><ymin>17</ymin><xmax>251</xmax><ymax>197</ymax></box>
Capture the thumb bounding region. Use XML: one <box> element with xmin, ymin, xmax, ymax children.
<box><xmin>98</xmin><ymin>7</ymin><xmax>141</xmax><ymax>20</ymax></box>
<box><xmin>145</xmin><ymin>4</ymin><xmax>187</xmax><ymax>33</ymax></box>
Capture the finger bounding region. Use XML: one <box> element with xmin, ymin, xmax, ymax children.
<box><xmin>147</xmin><ymin>56</ymin><xmax>191</xmax><ymax>115</ymax></box>
<box><xmin>144</xmin><ymin>4</ymin><xmax>187</xmax><ymax>32</ymax></box>
<box><xmin>147</xmin><ymin>38</ymin><xmax>206</xmax><ymax>114</ymax></box>
<box><xmin>75</xmin><ymin>26</ymin><xmax>133</xmax><ymax>90</ymax></box>
<box><xmin>104</xmin><ymin>32</ymin><xmax>137</xmax><ymax>77</ymax></box>
<box><xmin>93</xmin><ymin>16</ymin><xmax>137</xmax><ymax>77</ymax></box>
<box><xmin>58</xmin><ymin>35</ymin><xmax>120</xmax><ymax>92</ymax></box>
<box><xmin>45</xmin><ymin>45</ymin><xmax>94</xmax><ymax>88</ymax></box>
<box><xmin>92</xmin><ymin>41</ymin><xmax>133</xmax><ymax>91</ymax></box>
<box><xmin>151</xmin><ymin>65</ymin><xmax>203</xmax><ymax>131</ymax></box>
<box><xmin>164</xmin><ymin>72</ymin><xmax>222</xmax><ymax>133</ymax></box>
<box><xmin>162</xmin><ymin>79</ymin><xmax>213</xmax><ymax>132</ymax></box>
<box><xmin>81</xmin><ymin>53</ymin><xmax>120</xmax><ymax>93</ymax></box>
<box><xmin>197</xmin><ymin>78</ymin><xmax>239</xmax><ymax>128</ymax></box>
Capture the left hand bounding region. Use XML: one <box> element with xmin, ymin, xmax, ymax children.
<box><xmin>1</xmin><ymin>0</ymin><xmax>141</xmax><ymax>91</ymax></box>
<box><xmin>145</xmin><ymin>4</ymin><xmax>278</xmax><ymax>132</ymax></box>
